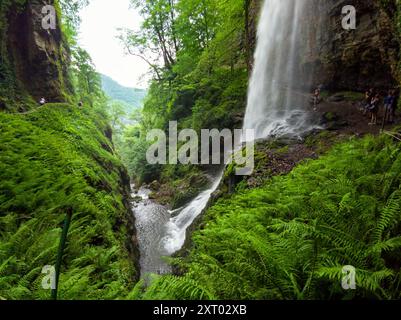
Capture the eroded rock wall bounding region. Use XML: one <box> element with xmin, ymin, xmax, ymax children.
<box><xmin>1</xmin><ymin>0</ymin><xmax>71</xmax><ymax>105</ymax></box>
<box><xmin>306</xmin><ymin>0</ymin><xmax>400</xmax><ymax>91</ymax></box>
<box><xmin>247</xmin><ymin>0</ymin><xmax>400</xmax><ymax>91</ymax></box>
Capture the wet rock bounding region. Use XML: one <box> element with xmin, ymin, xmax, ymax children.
<box><xmin>326</xmin><ymin>120</ymin><xmax>349</xmax><ymax>131</ymax></box>
<box><xmin>327</xmin><ymin>94</ymin><xmax>345</xmax><ymax>102</ymax></box>
<box><xmin>320</xmin><ymin>112</ymin><xmax>339</xmax><ymax>124</ymax></box>
<box><xmin>149</xmin><ymin>180</ymin><xmax>161</xmax><ymax>191</ymax></box>
<box><xmin>319</xmin><ymin>111</ymin><xmax>348</xmax><ymax>130</ymax></box>
<box><xmin>232</xmin><ymin>112</ymin><xmax>244</xmax><ymax>125</ymax></box>
<box><xmin>148</xmin><ymin>192</ymin><xmax>157</xmax><ymax>200</ymax></box>
<box><xmin>132</xmin><ymin>196</ymin><xmax>143</xmax><ymax>203</ymax></box>
<box><xmin>303</xmin><ymin>0</ymin><xmax>399</xmax><ymax>91</ymax></box>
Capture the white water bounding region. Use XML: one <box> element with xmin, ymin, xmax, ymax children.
<box><xmin>244</xmin><ymin>0</ymin><xmax>314</xmax><ymax>140</ymax></box>
<box><xmin>132</xmin><ymin>176</ymin><xmax>223</xmax><ymax>277</ymax></box>
<box><xmin>132</xmin><ymin>186</ymin><xmax>172</xmax><ymax>276</ymax></box>
<box><xmin>161</xmin><ymin>173</ymin><xmax>223</xmax><ymax>254</ymax></box>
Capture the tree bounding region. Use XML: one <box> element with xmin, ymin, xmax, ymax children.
<box><xmin>58</xmin><ymin>0</ymin><xmax>89</xmax><ymax>45</ymax></box>
<box><xmin>71</xmin><ymin>48</ymin><xmax>103</xmax><ymax>105</ymax></box>
<box><xmin>176</xmin><ymin>0</ymin><xmax>218</xmax><ymax>55</ymax></box>
<box><xmin>119</xmin><ymin>0</ymin><xmax>179</xmax><ymax>80</ymax></box>
<box><xmin>109</xmin><ymin>101</ymin><xmax>127</xmax><ymax>129</ymax></box>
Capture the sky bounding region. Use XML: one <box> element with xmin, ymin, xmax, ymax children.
<box><xmin>78</xmin><ymin>0</ymin><xmax>149</xmax><ymax>89</ymax></box>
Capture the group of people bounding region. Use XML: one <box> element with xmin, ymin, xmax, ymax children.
<box><xmin>311</xmin><ymin>86</ymin><xmax>398</xmax><ymax>127</ymax></box>
<box><xmin>363</xmin><ymin>88</ymin><xmax>398</xmax><ymax>126</ymax></box>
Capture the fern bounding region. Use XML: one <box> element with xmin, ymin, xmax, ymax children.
<box><xmin>141</xmin><ymin>134</ymin><xmax>401</xmax><ymax>300</ymax></box>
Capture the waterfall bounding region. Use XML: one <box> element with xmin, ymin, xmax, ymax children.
<box><xmin>161</xmin><ymin>0</ymin><xmax>317</xmax><ymax>256</ymax></box>
<box><xmin>161</xmin><ymin>173</ymin><xmax>223</xmax><ymax>255</ymax></box>
<box><xmin>244</xmin><ymin>0</ymin><xmax>315</xmax><ymax>140</ymax></box>
<box><xmin>134</xmin><ymin>0</ymin><xmax>320</xmax><ymax>276</ymax></box>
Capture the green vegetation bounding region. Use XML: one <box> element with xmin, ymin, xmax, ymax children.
<box><xmin>320</xmin><ymin>91</ymin><xmax>364</xmax><ymax>102</ymax></box>
<box><xmin>0</xmin><ymin>105</ymin><xmax>137</xmax><ymax>300</ymax></box>
<box><xmin>1</xmin><ymin>0</ymin><xmax>401</xmax><ymax>302</ymax></box>
<box><xmin>335</xmin><ymin>91</ymin><xmax>365</xmax><ymax>102</ymax></box>
<box><xmin>135</xmin><ymin>134</ymin><xmax>401</xmax><ymax>299</ymax></box>
<box><xmin>0</xmin><ymin>0</ymin><xmax>138</xmax><ymax>300</ymax></box>
<box><xmin>118</xmin><ymin>0</ymin><xmax>248</xmax><ymax>187</ymax></box>
<box><xmin>101</xmin><ymin>74</ymin><xmax>147</xmax><ymax>111</ymax></box>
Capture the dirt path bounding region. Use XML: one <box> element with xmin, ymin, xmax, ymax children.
<box><xmin>315</xmin><ymin>99</ymin><xmax>399</xmax><ymax>136</ymax></box>
<box><xmin>6</xmin><ymin>104</ymin><xmax>50</xmax><ymax>116</ymax></box>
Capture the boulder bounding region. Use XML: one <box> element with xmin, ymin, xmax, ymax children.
<box><xmin>327</xmin><ymin>94</ymin><xmax>346</xmax><ymax>102</ymax></box>
<box><xmin>149</xmin><ymin>180</ymin><xmax>161</xmax><ymax>191</ymax></box>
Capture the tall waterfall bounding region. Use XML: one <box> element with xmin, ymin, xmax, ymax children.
<box><xmin>161</xmin><ymin>0</ymin><xmax>317</xmax><ymax>257</ymax></box>
<box><xmin>133</xmin><ymin>0</ymin><xmax>320</xmax><ymax>277</ymax></box>
<box><xmin>244</xmin><ymin>0</ymin><xmax>315</xmax><ymax>140</ymax></box>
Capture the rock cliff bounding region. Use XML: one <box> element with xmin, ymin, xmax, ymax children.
<box><xmin>248</xmin><ymin>0</ymin><xmax>400</xmax><ymax>91</ymax></box>
<box><xmin>0</xmin><ymin>0</ymin><xmax>71</xmax><ymax>107</ymax></box>
<box><xmin>0</xmin><ymin>0</ymin><xmax>140</xmax><ymax>295</ymax></box>
<box><xmin>306</xmin><ymin>0</ymin><xmax>400</xmax><ymax>91</ymax></box>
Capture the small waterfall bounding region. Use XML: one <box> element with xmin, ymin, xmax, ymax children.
<box><xmin>244</xmin><ymin>0</ymin><xmax>315</xmax><ymax>140</ymax></box>
<box><xmin>161</xmin><ymin>173</ymin><xmax>223</xmax><ymax>255</ymax></box>
<box><xmin>132</xmin><ymin>175</ymin><xmax>223</xmax><ymax>277</ymax></box>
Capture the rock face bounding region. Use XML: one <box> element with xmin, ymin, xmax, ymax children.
<box><xmin>248</xmin><ymin>0</ymin><xmax>400</xmax><ymax>92</ymax></box>
<box><xmin>305</xmin><ymin>0</ymin><xmax>400</xmax><ymax>91</ymax></box>
<box><xmin>246</xmin><ymin>0</ymin><xmax>262</xmax><ymax>69</ymax></box>
<box><xmin>2</xmin><ymin>0</ymin><xmax>71</xmax><ymax>103</ymax></box>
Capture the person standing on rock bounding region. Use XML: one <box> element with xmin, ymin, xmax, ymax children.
<box><xmin>383</xmin><ymin>90</ymin><xmax>396</xmax><ymax>124</ymax></box>
<box><xmin>363</xmin><ymin>88</ymin><xmax>374</xmax><ymax>115</ymax></box>
<box><xmin>313</xmin><ymin>88</ymin><xmax>321</xmax><ymax>111</ymax></box>
<box><xmin>368</xmin><ymin>94</ymin><xmax>380</xmax><ymax>125</ymax></box>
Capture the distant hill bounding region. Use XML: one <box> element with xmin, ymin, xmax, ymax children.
<box><xmin>101</xmin><ymin>74</ymin><xmax>147</xmax><ymax>109</ymax></box>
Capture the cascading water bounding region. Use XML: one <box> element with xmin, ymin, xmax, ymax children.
<box><xmin>244</xmin><ymin>0</ymin><xmax>315</xmax><ymax>140</ymax></box>
<box><xmin>161</xmin><ymin>173</ymin><xmax>223</xmax><ymax>255</ymax></box>
<box><xmin>132</xmin><ymin>175</ymin><xmax>223</xmax><ymax>277</ymax></box>
<box><xmin>132</xmin><ymin>0</ymin><xmax>320</xmax><ymax>278</ymax></box>
<box><xmin>132</xmin><ymin>186</ymin><xmax>172</xmax><ymax>276</ymax></box>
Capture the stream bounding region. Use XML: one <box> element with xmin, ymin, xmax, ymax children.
<box><xmin>131</xmin><ymin>173</ymin><xmax>223</xmax><ymax>278</ymax></box>
<box><xmin>131</xmin><ymin>186</ymin><xmax>172</xmax><ymax>276</ymax></box>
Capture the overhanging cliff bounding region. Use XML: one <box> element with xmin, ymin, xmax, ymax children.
<box><xmin>306</xmin><ymin>0</ymin><xmax>400</xmax><ymax>91</ymax></box>
<box><xmin>0</xmin><ymin>0</ymin><xmax>72</xmax><ymax>109</ymax></box>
